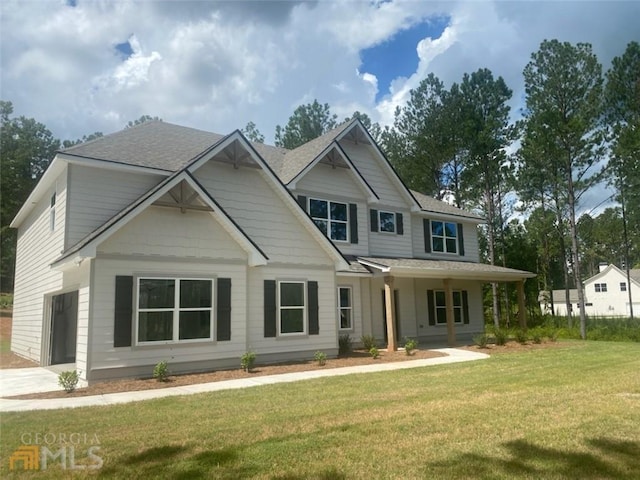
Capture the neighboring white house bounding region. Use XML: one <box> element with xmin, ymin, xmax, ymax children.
<box><xmin>10</xmin><ymin>120</ymin><xmax>535</xmax><ymax>381</ymax></box>
<box><xmin>540</xmin><ymin>264</ymin><xmax>640</xmax><ymax>317</ymax></box>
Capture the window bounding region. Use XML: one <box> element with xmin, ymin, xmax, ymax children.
<box><xmin>378</xmin><ymin>211</ymin><xmax>396</xmax><ymax>233</ymax></box>
<box><xmin>137</xmin><ymin>278</ymin><xmax>213</xmax><ymax>344</ymax></box>
<box><xmin>594</xmin><ymin>283</ymin><xmax>608</xmax><ymax>293</ymax></box>
<box><xmin>433</xmin><ymin>290</ymin><xmax>464</xmax><ymax>324</ymax></box>
<box><xmin>279</xmin><ymin>281</ymin><xmax>306</xmax><ymax>335</ymax></box>
<box><xmin>620</xmin><ymin>282</ymin><xmax>627</xmax><ymax>292</ymax></box>
<box><xmin>338</xmin><ymin>287</ymin><xmax>352</xmax><ymax>330</ymax></box>
<box><xmin>309</xmin><ymin>198</ymin><xmax>348</xmax><ymax>241</ymax></box>
<box><xmin>431</xmin><ymin>220</ymin><xmax>458</xmax><ymax>254</ymax></box>
<box><xmin>49</xmin><ymin>193</ymin><xmax>56</xmax><ymax>231</ymax></box>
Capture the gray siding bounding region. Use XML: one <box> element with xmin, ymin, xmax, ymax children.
<box><xmin>411</xmin><ymin>215</ymin><xmax>480</xmax><ymax>263</ymax></box>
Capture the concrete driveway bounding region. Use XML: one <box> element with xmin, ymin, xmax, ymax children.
<box><xmin>0</xmin><ymin>367</ymin><xmax>87</xmax><ymax>397</ymax></box>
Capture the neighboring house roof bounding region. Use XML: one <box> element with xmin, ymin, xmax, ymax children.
<box><xmin>631</xmin><ymin>269</ymin><xmax>640</xmax><ymax>283</ymax></box>
<box><xmin>357</xmin><ymin>257</ymin><xmax>536</xmax><ymax>281</ymax></box>
<box><xmin>410</xmin><ymin>190</ymin><xmax>484</xmax><ymax>222</ymax></box>
<box><xmin>584</xmin><ymin>264</ymin><xmax>640</xmax><ymax>288</ymax></box>
<box><xmin>538</xmin><ymin>289</ymin><xmax>579</xmax><ymax>304</ymax></box>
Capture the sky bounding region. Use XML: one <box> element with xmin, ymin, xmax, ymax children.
<box><xmin>2</xmin><ymin>0</ymin><xmax>639</xmax><ymax>215</ymax></box>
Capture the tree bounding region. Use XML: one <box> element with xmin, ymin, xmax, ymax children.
<box><xmin>458</xmin><ymin>69</ymin><xmax>517</xmax><ymax>328</ymax></box>
<box><xmin>274</xmin><ymin>100</ymin><xmax>337</xmax><ymax>149</ymax></box>
<box><xmin>241</xmin><ymin>121</ymin><xmax>264</xmax><ymax>144</ymax></box>
<box><xmin>62</xmin><ymin>132</ymin><xmax>103</xmax><ymax>149</ymax></box>
<box><xmin>126</xmin><ymin>115</ymin><xmax>161</xmax><ymax>128</ymax></box>
<box><xmin>1</xmin><ymin>101</ymin><xmax>60</xmax><ymax>291</ymax></box>
<box><xmin>522</xmin><ymin>40</ymin><xmax>604</xmax><ymax>338</ymax></box>
<box><xmin>605</xmin><ymin>41</ymin><xmax>640</xmax><ymax>316</ymax></box>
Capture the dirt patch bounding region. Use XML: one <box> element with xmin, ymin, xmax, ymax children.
<box><xmin>0</xmin><ymin>313</ymin><xmax>38</xmax><ymax>369</ymax></box>
<box><xmin>460</xmin><ymin>340</ymin><xmax>569</xmax><ymax>354</ymax></box>
<box><xmin>5</xmin><ymin>349</ymin><xmax>446</xmax><ymax>400</ymax></box>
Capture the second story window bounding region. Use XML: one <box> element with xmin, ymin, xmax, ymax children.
<box><xmin>309</xmin><ymin>198</ymin><xmax>348</xmax><ymax>242</ymax></box>
<box><xmin>49</xmin><ymin>193</ymin><xmax>56</xmax><ymax>231</ymax></box>
<box><xmin>378</xmin><ymin>211</ymin><xmax>396</xmax><ymax>233</ymax></box>
<box><xmin>620</xmin><ymin>282</ymin><xmax>627</xmax><ymax>292</ymax></box>
<box><xmin>594</xmin><ymin>283</ymin><xmax>607</xmax><ymax>293</ymax></box>
<box><xmin>431</xmin><ymin>220</ymin><xmax>458</xmax><ymax>254</ymax></box>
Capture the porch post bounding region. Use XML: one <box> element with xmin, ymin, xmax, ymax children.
<box><xmin>517</xmin><ymin>280</ymin><xmax>527</xmax><ymax>330</ymax></box>
<box><xmin>384</xmin><ymin>275</ymin><xmax>397</xmax><ymax>351</ymax></box>
<box><xmin>443</xmin><ymin>278</ymin><xmax>456</xmax><ymax>347</ymax></box>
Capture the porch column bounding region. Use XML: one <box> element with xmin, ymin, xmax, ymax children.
<box><xmin>443</xmin><ymin>278</ymin><xmax>456</xmax><ymax>347</ymax></box>
<box><xmin>384</xmin><ymin>275</ymin><xmax>397</xmax><ymax>351</ymax></box>
<box><xmin>517</xmin><ymin>280</ymin><xmax>527</xmax><ymax>330</ymax></box>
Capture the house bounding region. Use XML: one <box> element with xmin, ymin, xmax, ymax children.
<box><xmin>10</xmin><ymin>119</ymin><xmax>535</xmax><ymax>381</ymax></box>
<box><xmin>540</xmin><ymin>264</ymin><xmax>640</xmax><ymax>317</ymax></box>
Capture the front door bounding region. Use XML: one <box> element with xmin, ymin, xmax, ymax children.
<box><xmin>382</xmin><ymin>289</ymin><xmax>400</xmax><ymax>343</ymax></box>
<box><xmin>50</xmin><ymin>291</ymin><xmax>78</xmax><ymax>365</ymax></box>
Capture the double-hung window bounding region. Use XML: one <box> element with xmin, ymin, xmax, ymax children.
<box><xmin>433</xmin><ymin>290</ymin><xmax>464</xmax><ymax>324</ymax></box>
<box><xmin>279</xmin><ymin>281</ymin><xmax>306</xmax><ymax>335</ymax></box>
<box><xmin>137</xmin><ymin>278</ymin><xmax>213</xmax><ymax>344</ymax></box>
<box><xmin>620</xmin><ymin>282</ymin><xmax>627</xmax><ymax>292</ymax></box>
<box><xmin>431</xmin><ymin>220</ymin><xmax>458</xmax><ymax>254</ymax></box>
<box><xmin>309</xmin><ymin>198</ymin><xmax>348</xmax><ymax>241</ymax></box>
<box><xmin>378</xmin><ymin>211</ymin><xmax>396</xmax><ymax>233</ymax></box>
<box><xmin>338</xmin><ymin>286</ymin><xmax>352</xmax><ymax>330</ymax></box>
<box><xmin>594</xmin><ymin>283</ymin><xmax>607</xmax><ymax>293</ymax></box>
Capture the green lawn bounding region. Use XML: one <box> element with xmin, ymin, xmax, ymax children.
<box><xmin>2</xmin><ymin>341</ymin><xmax>639</xmax><ymax>479</ymax></box>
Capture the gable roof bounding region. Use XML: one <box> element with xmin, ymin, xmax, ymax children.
<box><xmin>585</xmin><ymin>264</ymin><xmax>640</xmax><ymax>287</ymax></box>
<box><xmin>410</xmin><ymin>190</ymin><xmax>484</xmax><ymax>222</ymax></box>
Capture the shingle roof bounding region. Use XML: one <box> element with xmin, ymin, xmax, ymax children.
<box><xmin>410</xmin><ymin>190</ymin><xmax>484</xmax><ymax>221</ymax></box>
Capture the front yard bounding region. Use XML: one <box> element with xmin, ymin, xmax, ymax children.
<box><xmin>2</xmin><ymin>341</ymin><xmax>639</xmax><ymax>479</ymax></box>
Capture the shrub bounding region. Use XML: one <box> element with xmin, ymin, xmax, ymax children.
<box><xmin>153</xmin><ymin>360</ymin><xmax>170</xmax><ymax>382</ymax></box>
<box><xmin>314</xmin><ymin>351</ymin><xmax>327</xmax><ymax>366</ymax></box>
<box><xmin>241</xmin><ymin>351</ymin><xmax>256</xmax><ymax>372</ymax></box>
<box><xmin>494</xmin><ymin>329</ymin><xmax>508</xmax><ymax>346</ymax></box>
<box><xmin>532</xmin><ymin>331</ymin><xmax>543</xmax><ymax>344</ymax></box>
<box><xmin>515</xmin><ymin>329</ymin><xmax>528</xmax><ymax>344</ymax></box>
<box><xmin>360</xmin><ymin>334</ymin><xmax>377</xmax><ymax>351</ymax></box>
<box><xmin>473</xmin><ymin>334</ymin><xmax>489</xmax><ymax>348</ymax></box>
<box><xmin>338</xmin><ymin>334</ymin><xmax>352</xmax><ymax>355</ymax></box>
<box><xmin>58</xmin><ymin>370</ymin><xmax>79</xmax><ymax>393</ymax></box>
<box><xmin>403</xmin><ymin>337</ymin><xmax>418</xmax><ymax>355</ymax></box>
<box><xmin>369</xmin><ymin>346</ymin><xmax>379</xmax><ymax>359</ymax></box>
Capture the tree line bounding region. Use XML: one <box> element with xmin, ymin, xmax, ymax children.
<box><xmin>2</xmin><ymin>40</ymin><xmax>638</xmax><ymax>335</ymax></box>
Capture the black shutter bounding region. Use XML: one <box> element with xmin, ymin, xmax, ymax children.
<box><xmin>216</xmin><ymin>278</ymin><xmax>232</xmax><ymax>341</ymax></box>
<box><xmin>427</xmin><ymin>289</ymin><xmax>436</xmax><ymax>326</ymax></box>
<box><xmin>297</xmin><ymin>195</ymin><xmax>307</xmax><ymax>211</ymax></box>
<box><xmin>396</xmin><ymin>213</ymin><xmax>403</xmax><ymax>235</ymax></box>
<box><xmin>462</xmin><ymin>290</ymin><xmax>470</xmax><ymax>324</ymax></box>
<box><xmin>264</xmin><ymin>280</ymin><xmax>277</xmax><ymax>337</ymax></box>
<box><xmin>370</xmin><ymin>209</ymin><xmax>378</xmax><ymax>232</ymax></box>
<box><xmin>114</xmin><ymin>276</ymin><xmax>133</xmax><ymax>347</ymax></box>
<box><xmin>308</xmin><ymin>281</ymin><xmax>319</xmax><ymax>335</ymax></box>
<box><xmin>423</xmin><ymin>219</ymin><xmax>431</xmax><ymax>253</ymax></box>
<box><xmin>457</xmin><ymin>223</ymin><xmax>465</xmax><ymax>256</ymax></box>
<box><xmin>349</xmin><ymin>203</ymin><xmax>358</xmax><ymax>244</ymax></box>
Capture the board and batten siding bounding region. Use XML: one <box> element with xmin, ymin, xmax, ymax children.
<box><xmin>411</xmin><ymin>215</ymin><xmax>480</xmax><ymax>262</ymax></box>
<box><xmin>246</xmin><ymin>266</ymin><xmax>337</xmax><ymax>357</ymax></box>
<box><xmin>11</xmin><ymin>169</ymin><xmax>68</xmax><ymax>362</ymax></box>
<box><xmin>66</xmin><ymin>164</ymin><xmax>164</xmax><ymax>249</ymax></box>
<box><xmin>193</xmin><ymin>161</ymin><xmax>334</xmax><ymax>266</ymax></box>
<box><xmin>97</xmin><ymin>206</ymin><xmax>248</xmax><ymax>261</ymax></box>
<box><xmin>88</xmin><ymin>258</ymin><xmax>248</xmax><ymax>379</ymax></box>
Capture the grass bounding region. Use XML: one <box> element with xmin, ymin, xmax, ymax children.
<box><xmin>2</xmin><ymin>341</ymin><xmax>640</xmax><ymax>478</ymax></box>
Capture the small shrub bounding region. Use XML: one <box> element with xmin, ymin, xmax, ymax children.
<box><xmin>369</xmin><ymin>346</ymin><xmax>379</xmax><ymax>359</ymax></box>
<box><xmin>360</xmin><ymin>334</ymin><xmax>377</xmax><ymax>351</ymax></box>
<box><xmin>338</xmin><ymin>334</ymin><xmax>352</xmax><ymax>355</ymax></box>
<box><xmin>531</xmin><ymin>328</ymin><xmax>543</xmax><ymax>344</ymax></box>
<box><xmin>403</xmin><ymin>337</ymin><xmax>418</xmax><ymax>355</ymax></box>
<box><xmin>314</xmin><ymin>351</ymin><xmax>327</xmax><ymax>366</ymax></box>
<box><xmin>241</xmin><ymin>350</ymin><xmax>256</xmax><ymax>372</ymax></box>
<box><xmin>547</xmin><ymin>330</ymin><xmax>558</xmax><ymax>342</ymax></box>
<box><xmin>473</xmin><ymin>334</ymin><xmax>489</xmax><ymax>348</ymax></box>
<box><xmin>153</xmin><ymin>360</ymin><xmax>170</xmax><ymax>382</ymax></box>
<box><xmin>494</xmin><ymin>329</ymin><xmax>508</xmax><ymax>346</ymax></box>
<box><xmin>58</xmin><ymin>370</ymin><xmax>79</xmax><ymax>393</ymax></box>
<box><xmin>515</xmin><ymin>329</ymin><xmax>528</xmax><ymax>344</ymax></box>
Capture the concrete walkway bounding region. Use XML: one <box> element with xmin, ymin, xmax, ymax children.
<box><xmin>0</xmin><ymin>348</ymin><xmax>488</xmax><ymax>412</ymax></box>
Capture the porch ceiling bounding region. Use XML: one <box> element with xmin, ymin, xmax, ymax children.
<box><xmin>357</xmin><ymin>257</ymin><xmax>537</xmax><ymax>282</ymax></box>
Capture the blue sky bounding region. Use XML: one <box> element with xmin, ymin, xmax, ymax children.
<box><xmin>1</xmin><ymin>0</ymin><xmax>639</xmax><ymax>215</ymax></box>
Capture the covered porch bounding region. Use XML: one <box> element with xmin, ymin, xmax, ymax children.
<box><xmin>357</xmin><ymin>257</ymin><xmax>537</xmax><ymax>350</ymax></box>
